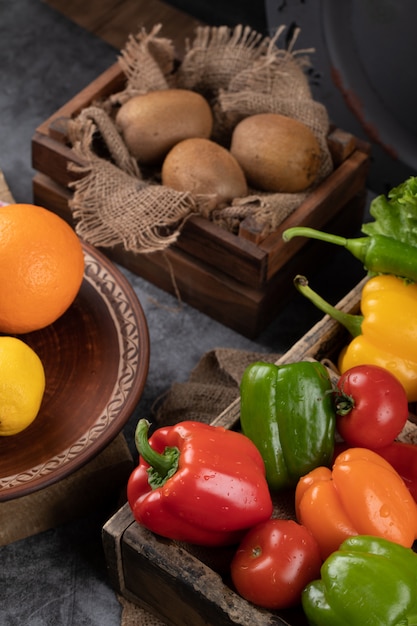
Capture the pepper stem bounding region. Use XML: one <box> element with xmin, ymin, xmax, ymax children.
<box><xmin>135</xmin><ymin>419</ymin><xmax>180</xmax><ymax>489</ymax></box>
<box><xmin>283</xmin><ymin>227</ymin><xmax>371</xmax><ymax>267</ymax></box>
<box><xmin>334</xmin><ymin>392</ymin><xmax>355</xmax><ymax>416</ymax></box>
<box><xmin>293</xmin><ymin>275</ymin><xmax>363</xmax><ymax>338</ymax></box>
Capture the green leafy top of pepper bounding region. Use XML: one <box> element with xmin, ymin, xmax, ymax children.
<box><xmin>283</xmin><ymin>176</ymin><xmax>417</xmax><ymax>282</ymax></box>
<box><xmin>362</xmin><ymin>175</ymin><xmax>417</xmax><ymax>245</ymax></box>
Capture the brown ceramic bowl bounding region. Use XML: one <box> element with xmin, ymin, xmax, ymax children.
<box><xmin>0</xmin><ymin>241</ymin><xmax>150</xmax><ymax>501</ymax></box>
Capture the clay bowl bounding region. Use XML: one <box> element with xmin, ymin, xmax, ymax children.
<box><xmin>0</xmin><ymin>241</ymin><xmax>150</xmax><ymax>501</ymax></box>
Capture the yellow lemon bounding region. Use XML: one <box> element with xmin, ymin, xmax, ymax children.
<box><xmin>0</xmin><ymin>336</ymin><xmax>46</xmax><ymax>436</ymax></box>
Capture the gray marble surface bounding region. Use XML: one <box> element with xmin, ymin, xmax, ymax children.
<box><xmin>0</xmin><ymin>2</ymin><xmax>367</xmax><ymax>624</ymax></box>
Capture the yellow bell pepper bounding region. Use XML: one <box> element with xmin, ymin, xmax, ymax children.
<box><xmin>294</xmin><ymin>274</ymin><xmax>417</xmax><ymax>402</ymax></box>
<box><xmin>339</xmin><ymin>275</ymin><xmax>417</xmax><ymax>400</ymax></box>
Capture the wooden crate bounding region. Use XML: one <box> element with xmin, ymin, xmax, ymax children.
<box><xmin>31</xmin><ymin>62</ymin><xmax>370</xmax><ymax>337</ymax></box>
<box><xmin>102</xmin><ymin>282</ymin><xmax>364</xmax><ymax>626</ymax></box>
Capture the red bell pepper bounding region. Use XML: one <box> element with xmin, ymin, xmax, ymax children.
<box><xmin>376</xmin><ymin>441</ymin><xmax>417</xmax><ymax>502</ymax></box>
<box><xmin>127</xmin><ymin>419</ymin><xmax>273</xmax><ymax>546</ymax></box>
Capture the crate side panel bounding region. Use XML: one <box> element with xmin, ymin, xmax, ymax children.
<box><xmin>121</xmin><ymin>522</ymin><xmax>296</xmax><ymax>626</ymax></box>
<box><xmin>261</xmin><ymin>149</ymin><xmax>370</xmax><ymax>279</ymax></box>
<box><xmin>32</xmin><ymin>132</ymin><xmax>83</xmax><ymax>188</ymax></box>
<box><xmin>177</xmin><ymin>215</ymin><xmax>268</xmax><ymax>287</ymax></box>
<box><xmin>33</xmin><ymin>173</ymin><xmax>73</xmax><ymax>221</ymax></box>
<box><xmin>33</xmin><ymin>162</ymin><xmax>268</xmax><ymax>288</ymax></box>
<box><xmin>101</xmin><ymin>502</ymin><xmax>137</xmax><ymax>596</ymax></box>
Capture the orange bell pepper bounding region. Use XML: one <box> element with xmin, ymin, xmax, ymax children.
<box><xmin>295</xmin><ymin>447</ymin><xmax>417</xmax><ymax>560</ymax></box>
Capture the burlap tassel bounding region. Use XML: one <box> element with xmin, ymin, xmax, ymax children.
<box><xmin>68</xmin><ymin>106</ymin><xmax>140</xmax><ymax>178</ymax></box>
<box><xmin>110</xmin><ymin>23</ymin><xmax>176</xmax><ymax>105</ymax></box>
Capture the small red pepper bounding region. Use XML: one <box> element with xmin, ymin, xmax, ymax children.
<box><xmin>376</xmin><ymin>441</ymin><xmax>417</xmax><ymax>503</ymax></box>
<box><xmin>127</xmin><ymin>419</ymin><xmax>273</xmax><ymax>546</ymax></box>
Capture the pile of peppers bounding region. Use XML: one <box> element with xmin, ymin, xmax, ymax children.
<box><xmin>282</xmin><ymin>176</ymin><xmax>417</xmax><ymax>402</ymax></box>
<box><xmin>124</xmin><ymin>178</ymin><xmax>417</xmax><ymax>626</ymax></box>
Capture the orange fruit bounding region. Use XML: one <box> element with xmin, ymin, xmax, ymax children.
<box><xmin>0</xmin><ymin>203</ymin><xmax>84</xmax><ymax>334</ymax></box>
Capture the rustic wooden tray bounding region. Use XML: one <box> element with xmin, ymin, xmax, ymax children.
<box><xmin>31</xmin><ymin>61</ymin><xmax>370</xmax><ymax>337</ymax></box>
<box><xmin>102</xmin><ymin>281</ymin><xmax>364</xmax><ymax>626</ymax></box>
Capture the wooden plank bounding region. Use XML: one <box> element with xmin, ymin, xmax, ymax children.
<box><xmin>2</xmin><ymin>434</ymin><xmax>133</xmax><ymax>546</ymax></box>
<box><xmin>102</xmin><ymin>502</ymin><xmax>137</xmax><ymax>596</ymax></box>
<box><xmin>33</xmin><ymin>172</ymin><xmax>73</xmax><ymax>219</ymax></box>
<box><xmin>32</xmin><ymin>173</ymin><xmax>268</xmax><ymax>287</ymax></box>
<box><xmin>32</xmin><ymin>171</ymin><xmax>269</xmax><ymax>288</ymax></box>
<box><xmin>32</xmin><ymin>130</ymin><xmax>82</xmax><ymax>189</ymax></box>
<box><xmin>177</xmin><ymin>216</ymin><xmax>268</xmax><ymax>286</ymax></box>
<box><xmin>327</xmin><ymin>127</ymin><xmax>357</xmax><ymax>164</ymax></box>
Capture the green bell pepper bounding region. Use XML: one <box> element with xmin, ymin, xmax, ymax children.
<box><xmin>239</xmin><ymin>361</ymin><xmax>335</xmax><ymax>490</ymax></box>
<box><xmin>302</xmin><ymin>535</ymin><xmax>417</xmax><ymax>626</ymax></box>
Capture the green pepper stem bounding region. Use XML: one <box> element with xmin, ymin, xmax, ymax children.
<box><xmin>135</xmin><ymin>419</ymin><xmax>180</xmax><ymax>489</ymax></box>
<box><xmin>334</xmin><ymin>392</ymin><xmax>355</xmax><ymax>416</ymax></box>
<box><xmin>283</xmin><ymin>227</ymin><xmax>370</xmax><ymax>266</ymax></box>
<box><xmin>294</xmin><ymin>275</ymin><xmax>363</xmax><ymax>338</ymax></box>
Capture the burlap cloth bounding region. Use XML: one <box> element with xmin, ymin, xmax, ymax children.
<box><xmin>118</xmin><ymin>346</ymin><xmax>281</xmax><ymax>625</ymax></box>
<box><xmin>67</xmin><ymin>23</ymin><xmax>333</xmax><ymax>254</ymax></box>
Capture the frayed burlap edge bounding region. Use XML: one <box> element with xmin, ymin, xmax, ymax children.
<box><xmin>68</xmin><ymin>107</ymin><xmax>197</xmax><ymax>253</ymax></box>
<box><xmin>110</xmin><ymin>24</ymin><xmax>177</xmax><ymax>106</ymax></box>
